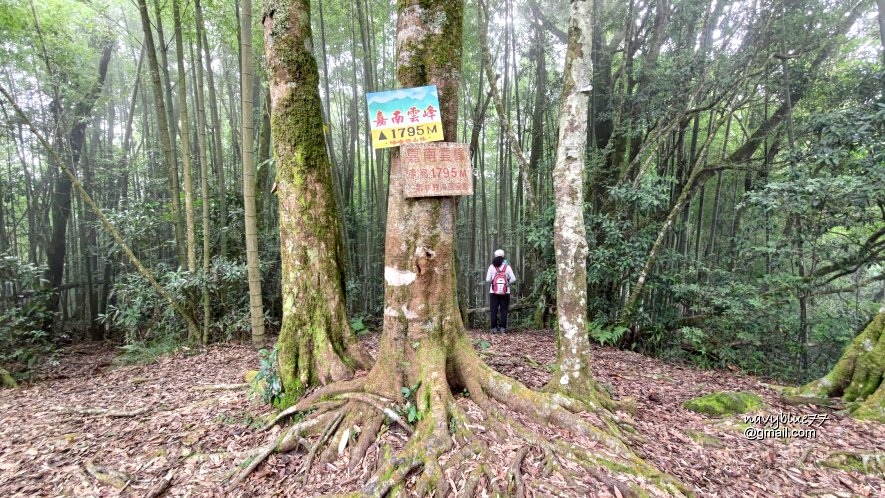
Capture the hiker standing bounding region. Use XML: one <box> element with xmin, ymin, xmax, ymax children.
<box><xmin>486</xmin><ymin>249</ymin><xmax>516</xmax><ymax>334</ymax></box>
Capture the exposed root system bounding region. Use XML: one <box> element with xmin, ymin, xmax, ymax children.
<box><xmin>231</xmin><ymin>337</ymin><xmax>687</xmax><ymax>497</ymax></box>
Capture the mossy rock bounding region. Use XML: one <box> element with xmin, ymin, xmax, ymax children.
<box><xmin>682</xmin><ymin>391</ymin><xmax>764</xmax><ymax>416</ymax></box>
<box><xmin>1</xmin><ymin>367</ymin><xmax>17</xmax><ymax>389</ymax></box>
<box><xmin>821</xmin><ymin>452</ymin><xmax>885</xmax><ymax>476</ymax></box>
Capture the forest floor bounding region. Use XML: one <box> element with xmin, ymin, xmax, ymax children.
<box><xmin>0</xmin><ymin>330</ymin><xmax>883</xmax><ymax>497</ymax></box>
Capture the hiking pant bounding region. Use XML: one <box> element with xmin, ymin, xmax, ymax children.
<box><xmin>489</xmin><ymin>293</ymin><xmax>510</xmax><ymax>330</ymax></box>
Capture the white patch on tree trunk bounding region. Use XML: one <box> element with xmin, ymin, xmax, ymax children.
<box><xmin>384</xmin><ymin>305</ymin><xmax>418</xmax><ymax>320</ymax></box>
<box><xmin>402</xmin><ymin>307</ymin><xmax>418</xmax><ymax>320</ymax></box>
<box><xmin>385</xmin><ymin>266</ymin><xmax>417</xmax><ymax>286</ymax></box>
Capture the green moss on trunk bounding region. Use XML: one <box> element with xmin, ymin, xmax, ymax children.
<box><xmin>792</xmin><ymin>312</ymin><xmax>884</xmax><ymax>422</ymax></box>
<box><xmin>264</xmin><ymin>0</ymin><xmax>370</xmax><ymax>406</ymax></box>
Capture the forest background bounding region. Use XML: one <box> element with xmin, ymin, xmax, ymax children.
<box><xmin>0</xmin><ymin>0</ymin><xmax>883</xmax><ymax>390</ymax></box>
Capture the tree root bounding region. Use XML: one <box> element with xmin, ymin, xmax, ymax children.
<box><xmin>232</xmin><ymin>343</ymin><xmax>687</xmax><ymax>496</ymax></box>
<box><xmin>348</xmin><ymin>412</ymin><xmax>382</xmax><ymax>469</ymax></box>
<box><xmin>506</xmin><ymin>445</ymin><xmax>531</xmax><ymax>498</ymax></box>
<box><xmin>337</xmin><ymin>392</ymin><xmax>414</xmax><ymax>434</ymax></box>
<box><xmin>302</xmin><ymin>411</ymin><xmax>345</xmax><ymax>484</ymax></box>
<box><xmin>227</xmin><ymin>413</ymin><xmax>330</xmax><ymax>489</ymax></box>
<box><xmin>260</xmin><ymin>399</ymin><xmax>344</xmax><ymax>432</ymax></box>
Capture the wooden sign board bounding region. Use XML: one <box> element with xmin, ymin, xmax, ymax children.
<box><xmin>401</xmin><ymin>143</ymin><xmax>473</xmax><ymax>198</ymax></box>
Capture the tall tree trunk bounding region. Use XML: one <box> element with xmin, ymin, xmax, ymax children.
<box><xmin>0</xmin><ymin>174</ymin><xmax>7</xmax><ymax>253</ymax></box>
<box><xmin>12</xmin><ymin>123</ymin><xmax>39</xmax><ymax>264</ymax></box>
<box><xmin>262</xmin><ymin>0</ymin><xmax>371</xmax><ymax>400</ymax></box>
<box><xmin>549</xmin><ymin>0</ymin><xmax>604</xmax><ymax>400</ymax></box>
<box><xmin>878</xmin><ymin>0</ymin><xmax>885</xmax><ymax>64</ymax></box>
<box><xmin>152</xmin><ymin>0</ymin><xmax>179</xmax><ymax>169</ymax></box>
<box><xmin>792</xmin><ymin>311</ymin><xmax>885</xmax><ymax>422</ymax></box>
<box><xmin>528</xmin><ymin>17</ymin><xmax>547</xmax><ymax>212</ymax></box>
<box><xmin>44</xmin><ymin>40</ymin><xmax>114</xmax><ymax>329</ymax></box>
<box><xmin>137</xmin><ymin>0</ymin><xmax>186</xmax><ymax>268</ymax></box>
<box><xmin>479</xmin><ymin>0</ymin><xmax>535</xmax><ymax>216</ymax></box>
<box><xmin>200</xmin><ymin>29</ymin><xmax>229</xmax><ymax>257</ymax></box>
<box><xmin>80</xmin><ymin>122</ymin><xmax>100</xmax><ymax>339</ymax></box>
<box><xmin>194</xmin><ymin>0</ymin><xmax>212</xmax><ymax>344</ymax></box>
<box><xmin>241</xmin><ymin>0</ymin><xmax>266</xmax><ymax>347</ymax></box>
<box><xmin>173</xmin><ymin>0</ymin><xmax>197</xmax><ymax>275</ymax></box>
<box><xmin>256</xmin><ymin>92</ymin><xmax>272</xmax><ymax>225</ymax></box>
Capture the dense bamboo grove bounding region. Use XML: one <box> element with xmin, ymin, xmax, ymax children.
<box><xmin>0</xmin><ymin>0</ymin><xmax>883</xmax><ymax>395</ymax></box>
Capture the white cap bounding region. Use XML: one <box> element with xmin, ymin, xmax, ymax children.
<box><xmin>494</xmin><ymin>249</ymin><xmax>505</xmax><ymax>257</ymax></box>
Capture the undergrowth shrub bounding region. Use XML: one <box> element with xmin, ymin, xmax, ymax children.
<box><xmin>253</xmin><ymin>345</ymin><xmax>284</xmax><ymax>405</ymax></box>
<box><xmin>114</xmin><ymin>334</ymin><xmax>185</xmax><ymax>366</ymax></box>
<box><xmin>0</xmin><ymin>254</ymin><xmax>54</xmax><ymax>379</ymax></box>
<box><xmin>99</xmin><ymin>257</ymin><xmax>278</xmax><ymax>349</ymax></box>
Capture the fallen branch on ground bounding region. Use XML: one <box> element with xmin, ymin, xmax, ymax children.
<box><xmin>56</xmin><ymin>406</ymin><xmax>151</xmax><ymax>418</ymax></box>
<box><xmin>144</xmin><ymin>470</ymin><xmax>174</xmax><ymax>498</ymax></box>
<box><xmin>193</xmin><ymin>383</ymin><xmax>249</xmax><ymax>391</ymax></box>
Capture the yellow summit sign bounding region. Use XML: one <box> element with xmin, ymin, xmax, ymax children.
<box><xmin>366</xmin><ymin>85</ymin><xmax>444</xmax><ymax>149</ymax></box>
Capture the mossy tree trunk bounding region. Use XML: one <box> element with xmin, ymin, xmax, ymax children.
<box><xmin>262</xmin><ymin>0</ymin><xmax>371</xmax><ymax>404</ymax></box>
<box><xmin>793</xmin><ymin>311</ymin><xmax>885</xmax><ymax>422</ymax></box>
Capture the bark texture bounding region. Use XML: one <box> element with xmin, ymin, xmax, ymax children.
<box><xmin>263</xmin><ymin>0</ymin><xmax>371</xmax><ymax>404</ymax></box>
<box><xmin>549</xmin><ymin>0</ymin><xmax>604</xmax><ymax>401</ymax></box>
<box><xmin>793</xmin><ymin>311</ymin><xmax>885</xmax><ymax>422</ymax></box>
<box><xmin>241</xmin><ymin>0</ymin><xmax>266</xmax><ymax>347</ymax></box>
